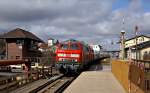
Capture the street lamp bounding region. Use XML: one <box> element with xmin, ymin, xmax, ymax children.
<box><xmin>121</xmin><ymin>30</ymin><xmax>125</xmax><ymax>60</ymax></box>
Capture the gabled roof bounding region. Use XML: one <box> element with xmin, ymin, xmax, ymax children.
<box><xmin>125</xmin><ymin>35</ymin><xmax>150</xmax><ymax>42</ymax></box>
<box><xmin>0</xmin><ymin>28</ymin><xmax>43</xmax><ymax>42</ymax></box>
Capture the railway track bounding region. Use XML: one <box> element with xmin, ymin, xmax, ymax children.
<box><xmin>11</xmin><ymin>74</ymin><xmax>76</xmax><ymax>93</ymax></box>
<box><xmin>37</xmin><ymin>77</ymin><xmax>75</xmax><ymax>93</ymax></box>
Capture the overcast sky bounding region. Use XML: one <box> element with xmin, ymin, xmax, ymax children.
<box><xmin>0</xmin><ymin>0</ymin><xmax>150</xmax><ymax>50</ymax></box>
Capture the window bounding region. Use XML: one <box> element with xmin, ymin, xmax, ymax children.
<box><xmin>70</xmin><ymin>44</ymin><xmax>79</xmax><ymax>50</ymax></box>
<box><xmin>139</xmin><ymin>38</ymin><xmax>143</xmax><ymax>42</ymax></box>
<box><xmin>143</xmin><ymin>51</ymin><xmax>148</xmax><ymax>60</ymax></box>
<box><xmin>83</xmin><ymin>46</ymin><xmax>89</xmax><ymax>53</ymax></box>
<box><xmin>22</xmin><ymin>66</ymin><xmax>25</xmax><ymax>70</ymax></box>
<box><xmin>16</xmin><ymin>56</ymin><xmax>20</xmax><ymax>59</ymax></box>
<box><xmin>145</xmin><ymin>51</ymin><xmax>147</xmax><ymax>54</ymax></box>
<box><xmin>142</xmin><ymin>37</ymin><xmax>144</xmax><ymax>41</ymax></box>
<box><xmin>60</xmin><ymin>44</ymin><xmax>68</xmax><ymax>50</ymax></box>
<box><xmin>29</xmin><ymin>40</ymin><xmax>38</xmax><ymax>50</ymax></box>
<box><xmin>16</xmin><ymin>40</ymin><xmax>24</xmax><ymax>45</ymax></box>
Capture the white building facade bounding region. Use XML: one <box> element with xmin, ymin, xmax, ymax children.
<box><xmin>124</xmin><ymin>35</ymin><xmax>150</xmax><ymax>60</ymax></box>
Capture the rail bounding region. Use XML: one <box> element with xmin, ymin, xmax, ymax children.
<box><xmin>29</xmin><ymin>74</ymin><xmax>64</xmax><ymax>93</ymax></box>
<box><xmin>28</xmin><ymin>75</ymin><xmax>76</xmax><ymax>93</ymax></box>
<box><xmin>37</xmin><ymin>77</ymin><xmax>73</xmax><ymax>93</ymax></box>
<box><xmin>9</xmin><ymin>74</ymin><xmax>64</xmax><ymax>93</ymax></box>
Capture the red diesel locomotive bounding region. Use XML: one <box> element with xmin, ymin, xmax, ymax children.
<box><xmin>56</xmin><ymin>39</ymin><xmax>94</xmax><ymax>74</ymax></box>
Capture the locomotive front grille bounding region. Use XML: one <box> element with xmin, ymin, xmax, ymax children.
<box><xmin>58</xmin><ymin>58</ymin><xmax>78</xmax><ymax>62</ymax></box>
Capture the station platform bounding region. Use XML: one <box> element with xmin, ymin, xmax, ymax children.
<box><xmin>64</xmin><ymin>71</ymin><xmax>127</xmax><ymax>93</ymax></box>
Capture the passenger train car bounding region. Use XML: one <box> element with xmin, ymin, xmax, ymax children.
<box><xmin>89</xmin><ymin>44</ymin><xmax>102</xmax><ymax>60</ymax></box>
<box><xmin>55</xmin><ymin>39</ymin><xmax>99</xmax><ymax>74</ymax></box>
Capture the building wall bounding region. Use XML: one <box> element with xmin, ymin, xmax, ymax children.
<box><xmin>22</xmin><ymin>39</ymin><xmax>42</xmax><ymax>58</ymax></box>
<box><xmin>7</xmin><ymin>39</ymin><xmax>22</xmax><ymax>60</ymax></box>
<box><xmin>112</xmin><ymin>60</ymin><xmax>129</xmax><ymax>92</ymax></box>
<box><xmin>127</xmin><ymin>48</ymin><xmax>150</xmax><ymax>60</ymax></box>
<box><xmin>6</xmin><ymin>39</ymin><xmax>42</xmax><ymax>60</ymax></box>
<box><xmin>130</xmin><ymin>51</ymin><xmax>141</xmax><ymax>60</ymax></box>
<box><xmin>125</xmin><ymin>36</ymin><xmax>150</xmax><ymax>48</ymax></box>
<box><xmin>124</xmin><ymin>36</ymin><xmax>150</xmax><ymax>60</ymax></box>
<box><xmin>141</xmin><ymin>47</ymin><xmax>150</xmax><ymax>60</ymax></box>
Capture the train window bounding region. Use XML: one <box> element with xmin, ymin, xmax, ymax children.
<box><xmin>61</xmin><ymin>44</ymin><xmax>68</xmax><ymax>50</ymax></box>
<box><xmin>16</xmin><ymin>56</ymin><xmax>20</xmax><ymax>59</ymax></box>
<box><xmin>70</xmin><ymin>44</ymin><xmax>79</xmax><ymax>50</ymax></box>
<box><xmin>83</xmin><ymin>46</ymin><xmax>89</xmax><ymax>53</ymax></box>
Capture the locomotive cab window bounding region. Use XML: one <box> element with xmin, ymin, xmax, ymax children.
<box><xmin>61</xmin><ymin>44</ymin><xmax>68</xmax><ymax>50</ymax></box>
<box><xmin>70</xmin><ymin>43</ymin><xmax>79</xmax><ymax>50</ymax></box>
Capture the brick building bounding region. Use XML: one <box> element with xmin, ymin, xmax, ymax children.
<box><xmin>0</xmin><ymin>28</ymin><xmax>43</xmax><ymax>60</ymax></box>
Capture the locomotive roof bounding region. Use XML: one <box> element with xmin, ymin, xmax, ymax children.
<box><xmin>60</xmin><ymin>39</ymin><xmax>90</xmax><ymax>47</ymax></box>
<box><xmin>64</xmin><ymin>39</ymin><xmax>79</xmax><ymax>42</ymax></box>
<box><xmin>61</xmin><ymin>39</ymin><xmax>80</xmax><ymax>44</ymax></box>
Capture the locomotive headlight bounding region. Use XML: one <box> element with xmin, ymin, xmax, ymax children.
<box><xmin>58</xmin><ymin>58</ymin><xmax>63</xmax><ymax>61</ymax></box>
<box><xmin>71</xmin><ymin>54</ymin><xmax>80</xmax><ymax>57</ymax></box>
<box><xmin>74</xmin><ymin>59</ymin><xmax>78</xmax><ymax>62</ymax></box>
<box><xmin>57</xmin><ymin>53</ymin><xmax>66</xmax><ymax>57</ymax></box>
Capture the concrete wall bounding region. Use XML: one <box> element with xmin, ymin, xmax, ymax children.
<box><xmin>112</xmin><ymin>60</ymin><xmax>149</xmax><ymax>93</ymax></box>
<box><xmin>112</xmin><ymin>60</ymin><xmax>129</xmax><ymax>92</ymax></box>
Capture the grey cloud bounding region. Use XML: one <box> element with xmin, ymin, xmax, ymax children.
<box><xmin>0</xmin><ymin>0</ymin><xmax>149</xmax><ymax>50</ymax></box>
<box><xmin>0</xmin><ymin>0</ymin><xmax>113</xmax><ymax>22</ymax></box>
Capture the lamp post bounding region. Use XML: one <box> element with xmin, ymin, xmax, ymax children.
<box><xmin>121</xmin><ymin>30</ymin><xmax>125</xmax><ymax>60</ymax></box>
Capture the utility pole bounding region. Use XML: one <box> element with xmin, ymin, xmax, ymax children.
<box><xmin>135</xmin><ymin>25</ymin><xmax>138</xmax><ymax>61</ymax></box>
